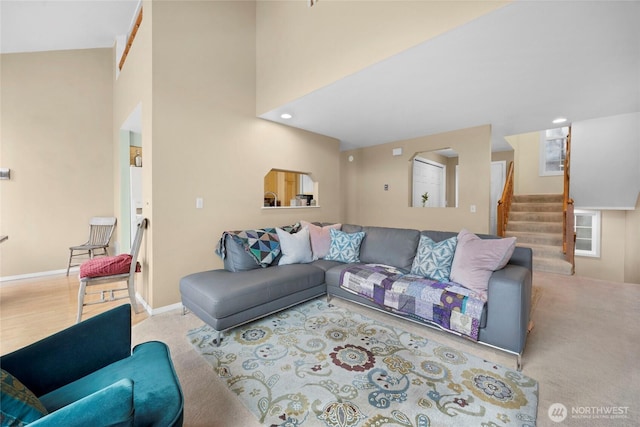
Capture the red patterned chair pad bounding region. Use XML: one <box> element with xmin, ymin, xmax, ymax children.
<box><xmin>79</xmin><ymin>254</ymin><xmax>141</xmax><ymax>278</ymax></box>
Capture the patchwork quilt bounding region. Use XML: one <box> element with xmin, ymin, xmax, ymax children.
<box><xmin>339</xmin><ymin>264</ymin><xmax>486</xmax><ymax>340</ymax></box>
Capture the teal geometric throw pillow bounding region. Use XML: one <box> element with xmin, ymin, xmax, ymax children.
<box><xmin>410</xmin><ymin>235</ymin><xmax>457</xmax><ymax>282</ymax></box>
<box><xmin>324</xmin><ymin>229</ymin><xmax>366</xmax><ymax>263</ymax></box>
<box><xmin>1</xmin><ymin>369</ymin><xmax>48</xmax><ymax>425</ymax></box>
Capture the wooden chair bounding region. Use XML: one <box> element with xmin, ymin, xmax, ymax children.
<box><xmin>66</xmin><ymin>217</ymin><xmax>117</xmax><ymax>276</ymax></box>
<box><xmin>76</xmin><ymin>218</ymin><xmax>147</xmax><ymax>323</ymax></box>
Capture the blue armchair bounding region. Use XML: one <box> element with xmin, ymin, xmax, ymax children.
<box><xmin>0</xmin><ymin>304</ymin><xmax>183</xmax><ymax>426</ymax></box>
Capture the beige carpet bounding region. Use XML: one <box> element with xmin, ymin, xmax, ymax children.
<box><xmin>132</xmin><ymin>272</ymin><xmax>640</xmax><ymax>427</ymax></box>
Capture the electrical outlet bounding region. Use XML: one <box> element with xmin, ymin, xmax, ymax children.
<box><xmin>470</xmin><ymin>204</ymin><xmax>476</xmax><ymax>213</ymax></box>
<box><xmin>196</xmin><ymin>197</ymin><xmax>204</xmax><ymax>209</ymax></box>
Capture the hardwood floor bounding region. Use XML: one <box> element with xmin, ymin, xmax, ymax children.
<box><xmin>0</xmin><ymin>273</ymin><xmax>148</xmax><ymax>356</ymax></box>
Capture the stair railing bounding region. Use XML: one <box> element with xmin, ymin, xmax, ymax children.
<box><xmin>497</xmin><ymin>161</ymin><xmax>514</xmax><ymax>237</ymax></box>
<box><xmin>563</xmin><ymin>127</ymin><xmax>575</xmax><ymax>272</ymax></box>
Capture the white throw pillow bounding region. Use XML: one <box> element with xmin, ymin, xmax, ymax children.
<box><xmin>276</xmin><ymin>227</ymin><xmax>313</xmax><ymax>265</ymax></box>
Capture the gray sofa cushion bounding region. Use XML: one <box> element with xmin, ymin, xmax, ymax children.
<box><xmin>341</xmin><ymin>224</ymin><xmax>363</xmax><ymax>233</ymax></box>
<box><xmin>310</xmin><ymin>259</ymin><xmax>344</xmax><ymax>272</ymax></box>
<box><xmin>325</xmin><ymin>263</ymin><xmax>362</xmax><ymax>287</ymax></box>
<box><xmin>180</xmin><ymin>264</ymin><xmax>325</xmax><ymax>320</ymax></box>
<box><xmin>222</xmin><ymin>235</ymin><xmax>262</xmax><ymax>272</ymax></box>
<box><xmin>359</xmin><ymin>226</ymin><xmax>420</xmax><ymax>270</ymax></box>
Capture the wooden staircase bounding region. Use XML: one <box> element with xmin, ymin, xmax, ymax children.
<box><xmin>505</xmin><ymin>194</ymin><xmax>574</xmax><ymax>275</ymax></box>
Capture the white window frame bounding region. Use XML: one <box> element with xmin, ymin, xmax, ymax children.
<box><xmin>539</xmin><ymin>127</ymin><xmax>568</xmax><ymax>176</ymax></box>
<box><xmin>574</xmin><ymin>210</ymin><xmax>601</xmax><ymax>258</ymax></box>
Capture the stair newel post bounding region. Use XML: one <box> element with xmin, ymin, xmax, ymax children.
<box><xmin>497</xmin><ymin>161</ymin><xmax>514</xmax><ymax>237</ymax></box>
<box><xmin>563</xmin><ymin>127</ymin><xmax>576</xmax><ymax>273</ymax></box>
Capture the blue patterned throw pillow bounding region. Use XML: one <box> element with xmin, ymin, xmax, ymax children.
<box><xmin>410</xmin><ymin>235</ymin><xmax>457</xmax><ymax>282</ymax></box>
<box><xmin>324</xmin><ymin>229</ymin><xmax>366</xmax><ymax>263</ymax></box>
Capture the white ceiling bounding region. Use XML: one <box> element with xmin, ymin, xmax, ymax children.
<box><xmin>261</xmin><ymin>0</ymin><xmax>640</xmax><ymax>151</ymax></box>
<box><xmin>2</xmin><ymin>1</ymin><xmax>638</xmax><ymax>152</ymax></box>
<box><xmin>0</xmin><ymin>0</ymin><xmax>139</xmax><ymax>54</ymax></box>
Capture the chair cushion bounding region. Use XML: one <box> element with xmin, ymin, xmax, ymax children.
<box><xmin>1</xmin><ymin>369</ymin><xmax>48</xmax><ymax>425</ymax></box>
<box><xmin>79</xmin><ymin>254</ymin><xmax>140</xmax><ymax>278</ymax></box>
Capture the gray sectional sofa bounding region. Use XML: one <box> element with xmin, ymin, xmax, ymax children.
<box><xmin>180</xmin><ymin>224</ymin><xmax>532</xmax><ymax>369</ymax></box>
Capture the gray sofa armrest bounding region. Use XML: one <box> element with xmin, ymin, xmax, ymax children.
<box><xmin>478</xmin><ymin>264</ymin><xmax>532</xmax><ymax>354</ymax></box>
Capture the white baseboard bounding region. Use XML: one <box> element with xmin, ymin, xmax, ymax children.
<box><xmin>135</xmin><ymin>292</ymin><xmax>182</xmax><ymax>316</ymax></box>
<box><xmin>0</xmin><ymin>268</ymin><xmax>78</xmax><ymax>284</ymax></box>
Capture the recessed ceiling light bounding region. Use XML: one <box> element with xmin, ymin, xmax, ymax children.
<box><xmin>280</xmin><ymin>113</ymin><xmax>292</xmax><ymax>119</ymax></box>
<box><xmin>552</xmin><ymin>117</ymin><xmax>567</xmax><ymax>124</ymax></box>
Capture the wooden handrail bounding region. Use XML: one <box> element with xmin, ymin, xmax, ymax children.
<box><xmin>119</xmin><ymin>7</ymin><xmax>143</xmax><ymax>71</ymax></box>
<box><xmin>497</xmin><ymin>161</ymin><xmax>515</xmax><ymax>237</ymax></box>
<box><xmin>563</xmin><ymin>127</ymin><xmax>575</xmax><ymax>273</ymax></box>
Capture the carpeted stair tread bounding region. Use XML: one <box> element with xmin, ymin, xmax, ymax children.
<box><xmin>507</xmin><ymin>193</ymin><xmax>573</xmax><ymax>275</ymax></box>
<box><xmin>512</xmin><ymin>194</ymin><xmax>564</xmax><ymax>203</ymax></box>
<box><xmin>507</xmin><ymin>220</ymin><xmax>563</xmax><ymax>233</ymax></box>
<box><xmin>507</xmin><ymin>231</ymin><xmax>563</xmax><ymax>246</ymax></box>
<box><xmin>510</xmin><ymin>202</ymin><xmax>563</xmax><ymax>212</ymax></box>
<box><xmin>509</xmin><ymin>211</ymin><xmax>564</xmax><ymax>222</ymax></box>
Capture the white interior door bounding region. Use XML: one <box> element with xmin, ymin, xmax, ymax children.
<box><xmin>413</xmin><ymin>158</ymin><xmax>445</xmax><ymax>207</ymax></box>
<box><xmin>490</xmin><ymin>161</ymin><xmax>506</xmax><ymax>235</ymax></box>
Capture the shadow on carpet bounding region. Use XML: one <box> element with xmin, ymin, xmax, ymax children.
<box><xmin>188</xmin><ymin>298</ymin><xmax>538</xmax><ymax>426</ymax></box>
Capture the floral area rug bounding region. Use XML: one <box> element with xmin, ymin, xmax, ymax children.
<box><xmin>187</xmin><ymin>298</ymin><xmax>538</xmax><ymax>427</ymax></box>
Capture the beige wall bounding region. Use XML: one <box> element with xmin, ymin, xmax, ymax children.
<box><xmin>505</xmin><ymin>131</ymin><xmax>563</xmax><ymax>195</ymax></box>
<box><xmin>342</xmin><ymin>125</ymin><xmax>493</xmax><ymax>233</ymax></box>
<box><xmin>491</xmin><ymin>149</ymin><xmax>514</xmax><ymax>166</ymax></box>
<box><xmin>624</xmin><ymin>197</ymin><xmax>640</xmax><ymax>284</ymax></box>
<box><xmin>0</xmin><ymin>49</ymin><xmax>114</xmax><ymax>277</ymax></box>
<box><xmin>574</xmin><ymin>210</ymin><xmax>627</xmax><ymax>283</ymax></box>
<box><xmin>574</xmin><ymin>197</ymin><xmax>640</xmax><ymax>284</ymax></box>
<box><xmin>113</xmin><ymin>0</ymin><xmax>154</xmax><ymax>303</ymax></box>
<box><xmin>256</xmin><ymin>0</ymin><xmax>510</xmax><ymax>114</ymax></box>
<box><xmin>145</xmin><ymin>1</ymin><xmax>341</xmax><ymax>308</ymax></box>
<box><xmin>3</xmin><ymin>0</ymin><xmax>636</xmax><ymax>298</ymax></box>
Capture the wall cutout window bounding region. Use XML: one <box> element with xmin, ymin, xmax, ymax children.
<box><xmin>411</xmin><ymin>148</ymin><xmax>458</xmax><ymax>208</ymax></box>
<box><xmin>264</xmin><ymin>169</ymin><xmax>317</xmax><ymax>207</ymax></box>
<box><xmin>574</xmin><ymin>210</ymin><xmax>601</xmax><ymax>257</ymax></box>
<box><xmin>539</xmin><ymin>127</ymin><xmax>568</xmax><ymax>176</ymax></box>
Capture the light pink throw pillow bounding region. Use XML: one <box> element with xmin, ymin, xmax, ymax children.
<box><xmin>449</xmin><ymin>229</ymin><xmax>516</xmax><ymax>300</ymax></box>
<box><xmin>300</xmin><ymin>220</ymin><xmax>342</xmax><ymax>260</ymax></box>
